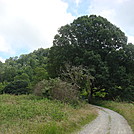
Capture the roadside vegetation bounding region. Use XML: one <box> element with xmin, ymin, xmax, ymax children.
<box><xmin>0</xmin><ymin>94</ymin><xmax>97</xmax><ymax>134</ymax></box>
<box><xmin>93</xmin><ymin>100</ymin><xmax>134</xmax><ymax>131</ymax></box>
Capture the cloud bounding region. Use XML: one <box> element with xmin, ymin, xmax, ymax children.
<box><xmin>0</xmin><ymin>0</ymin><xmax>75</xmax><ymax>58</ymax></box>
<box><xmin>0</xmin><ymin>35</ymin><xmax>14</xmax><ymax>53</ymax></box>
<box><xmin>88</xmin><ymin>0</ymin><xmax>134</xmax><ymax>43</ymax></box>
<box><xmin>127</xmin><ymin>35</ymin><xmax>134</xmax><ymax>44</ymax></box>
<box><xmin>0</xmin><ymin>57</ymin><xmax>5</xmax><ymax>63</ymax></box>
<box><xmin>0</xmin><ymin>35</ymin><xmax>9</xmax><ymax>52</ymax></box>
<box><xmin>74</xmin><ymin>0</ymin><xmax>81</xmax><ymax>6</ymax></box>
<box><xmin>117</xmin><ymin>0</ymin><xmax>130</xmax><ymax>4</ymax></box>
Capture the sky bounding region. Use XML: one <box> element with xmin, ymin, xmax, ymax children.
<box><xmin>0</xmin><ymin>0</ymin><xmax>134</xmax><ymax>62</ymax></box>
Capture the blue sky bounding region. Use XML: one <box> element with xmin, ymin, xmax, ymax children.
<box><xmin>0</xmin><ymin>0</ymin><xmax>134</xmax><ymax>62</ymax></box>
<box><xmin>63</xmin><ymin>0</ymin><xmax>90</xmax><ymax>16</ymax></box>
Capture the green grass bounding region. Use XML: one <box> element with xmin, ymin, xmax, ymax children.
<box><xmin>0</xmin><ymin>94</ymin><xmax>97</xmax><ymax>134</ymax></box>
<box><xmin>93</xmin><ymin>100</ymin><xmax>134</xmax><ymax>132</ymax></box>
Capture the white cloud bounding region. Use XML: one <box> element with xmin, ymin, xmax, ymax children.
<box><xmin>0</xmin><ymin>0</ymin><xmax>75</xmax><ymax>58</ymax></box>
<box><xmin>117</xmin><ymin>0</ymin><xmax>130</xmax><ymax>4</ymax></box>
<box><xmin>0</xmin><ymin>35</ymin><xmax>13</xmax><ymax>53</ymax></box>
<box><xmin>99</xmin><ymin>9</ymin><xmax>116</xmax><ymax>23</ymax></box>
<box><xmin>0</xmin><ymin>35</ymin><xmax>8</xmax><ymax>52</ymax></box>
<box><xmin>74</xmin><ymin>0</ymin><xmax>81</xmax><ymax>6</ymax></box>
<box><xmin>127</xmin><ymin>35</ymin><xmax>134</xmax><ymax>44</ymax></box>
<box><xmin>88</xmin><ymin>0</ymin><xmax>134</xmax><ymax>42</ymax></box>
<box><xmin>0</xmin><ymin>57</ymin><xmax>5</xmax><ymax>63</ymax></box>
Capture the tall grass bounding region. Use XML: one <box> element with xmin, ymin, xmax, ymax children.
<box><xmin>0</xmin><ymin>94</ymin><xmax>97</xmax><ymax>134</ymax></box>
<box><xmin>93</xmin><ymin>100</ymin><xmax>134</xmax><ymax>132</ymax></box>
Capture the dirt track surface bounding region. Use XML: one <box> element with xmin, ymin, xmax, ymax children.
<box><xmin>79</xmin><ymin>106</ymin><xmax>133</xmax><ymax>134</ymax></box>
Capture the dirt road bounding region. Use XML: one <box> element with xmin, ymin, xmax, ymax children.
<box><xmin>79</xmin><ymin>106</ymin><xmax>133</xmax><ymax>134</ymax></box>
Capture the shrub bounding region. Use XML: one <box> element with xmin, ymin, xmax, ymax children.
<box><xmin>0</xmin><ymin>82</ymin><xmax>7</xmax><ymax>94</ymax></box>
<box><xmin>3</xmin><ymin>80</ymin><xmax>30</xmax><ymax>95</ymax></box>
<box><xmin>34</xmin><ymin>78</ymin><xmax>79</xmax><ymax>104</ymax></box>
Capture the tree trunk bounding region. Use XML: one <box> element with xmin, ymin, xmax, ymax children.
<box><xmin>88</xmin><ymin>88</ymin><xmax>93</xmax><ymax>103</ymax></box>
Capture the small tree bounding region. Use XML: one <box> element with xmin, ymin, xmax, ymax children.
<box><xmin>61</xmin><ymin>64</ymin><xmax>94</xmax><ymax>102</ymax></box>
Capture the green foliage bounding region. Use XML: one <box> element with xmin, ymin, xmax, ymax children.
<box><xmin>48</xmin><ymin>15</ymin><xmax>134</xmax><ymax>101</ymax></box>
<box><xmin>14</xmin><ymin>73</ymin><xmax>30</xmax><ymax>82</ymax></box>
<box><xmin>34</xmin><ymin>78</ymin><xmax>79</xmax><ymax>104</ymax></box>
<box><xmin>33</xmin><ymin>67</ymin><xmax>49</xmax><ymax>83</ymax></box>
<box><xmin>3</xmin><ymin>80</ymin><xmax>30</xmax><ymax>95</ymax></box>
<box><xmin>121</xmin><ymin>86</ymin><xmax>134</xmax><ymax>101</ymax></box>
<box><xmin>3</xmin><ymin>66</ymin><xmax>17</xmax><ymax>82</ymax></box>
<box><xmin>93</xmin><ymin>88</ymin><xmax>107</xmax><ymax>98</ymax></box>
<box><xmin>48</xmin><ymin>15</ymin><xmax>127</xmax><ymax>76</ymax></box>
<box><xmin>0</xmin><ymin>48</ymin><xmax>49</xmax><ymax>95</ymax></box>
<box><xmin>0</xmin><ymin>82</ymin><xmax>7</xmax><ymax>94</ymax></box>
<box><xmin>0</xmin><ymin>94</ymin><xmax>97</xmax><ymax>134</ymax></box>
<box><xmin>61</xmin><ymin>64</ymin><xmax>94</xmax><ymax>102</ymax></box>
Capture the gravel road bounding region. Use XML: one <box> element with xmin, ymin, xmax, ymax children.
<box><xmin>79</xmin><ymin>106</ymin><xmax>133</xmax><ymax>134</ymax></box>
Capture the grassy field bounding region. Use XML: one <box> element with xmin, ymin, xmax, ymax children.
<box><xmin>0</xmin><ymin>94</ymin><xmax>97</xmax><ymax>134</ymax></box>
<box><xmin>93</xmin><ymin>100</ymin><xmax>134</xmax><ymax>132</ymax></box>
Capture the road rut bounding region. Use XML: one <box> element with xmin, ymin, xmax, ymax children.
<box><xmin>79</xmin><ymin>106</ymin><xmax>133</xmax><ymax>134</ymax></box>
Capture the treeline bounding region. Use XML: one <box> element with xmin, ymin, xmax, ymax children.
<box><xmin>0</xmin><ymin>15</ymin><xmax>134</xmax><ymax>102</ymax></box>
<box><xmin>0</xmin><ymin>48</ymin><xmax>49</xmax><ymax>94</ymax></box>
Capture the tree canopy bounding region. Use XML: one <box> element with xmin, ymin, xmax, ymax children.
<box><xmin>0</xmin><ymin>48</ymin><xmax>49</xmax><ymax>94</ymax></box>
<box><xmin>48</xmin><ymin>15</ymin><xmax>134</xmax><ymax>101</ymax></box>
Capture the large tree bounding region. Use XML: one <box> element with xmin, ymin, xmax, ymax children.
<box><xmin>48</xmin><ymin>15</ymin><xmax>133</xmax><ymax>100</ymax></box>
<box><xmin>48</xmin><ymin>15</ymin><xmax>127</xmax><ymax>75</ymax></box>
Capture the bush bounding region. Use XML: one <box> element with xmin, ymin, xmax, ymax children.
<box><xmin>106</xmin><ymin>85</ymin><xmax>134</xmax><ymax>101</ymax></box>
<box><xmin>0</xmin><ymin>82</ymin><xmax>7</xmax><ymax>94</ymax></box>
<box><xmin>3</xmin><ymin>80</ymin><xmax>30</xmax><ymax>95</ymax></box>
<box><xmin>34</xmin><ymin>78</ymin><xmax>79</xmax><ymax>104</ymax></box>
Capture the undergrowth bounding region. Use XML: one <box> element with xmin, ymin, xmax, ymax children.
<box><xmin>0</xmin><ymin>94</ymin><xmax>97</xmax><ymax>134</ymax></box>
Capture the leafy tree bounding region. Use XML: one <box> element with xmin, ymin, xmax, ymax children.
<box><xmin>0</xmin><ymin>61</ymin><xmax>4</xmax><ymax>82</ymax></box>
<box><xmin>48</xmin><ymin>15</ymin><xmax>133</xmax><ymax>101</ymax></box>
<box><xmin>124</xmin><ymin>43</ymin><xmax>134</xmax><ymax>78</ymax></box>
<box><xmin>49</xmin><ymin>15</ymin><xmax>126</xmax><ymax>74</ymax></box>
<box><xmin>3</xmin><ymin>66</ymin><xmax>17</xmax><ymax>82</ymax></box>
<box><xmin>0</xmin><ymin>48</ymin><xmax>49</xmax><ymax>95</ymax></box>
<box><xmin>61</xmin><ymin>64</ymin><xmax>93</xmax><ymax>102</ymax></box>
<box><xmin>33</xmin><ymin>67</ymin><xmax>49</xmax><ymax>83</ymax></box>
<box><xmin>22</xmin><ymin>66</ymin><xmax>34</xmax><ymax>81</ymax></box>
